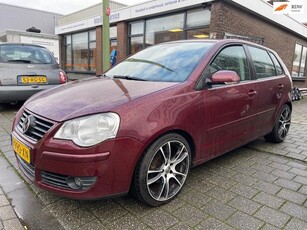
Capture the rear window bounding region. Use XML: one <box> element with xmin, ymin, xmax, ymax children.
<box><xmin>0</xmin><ymin>44</ymin><xmax>56</xmax><ymax>64</ymax></box>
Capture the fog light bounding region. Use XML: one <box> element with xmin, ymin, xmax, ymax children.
<box><xmin>66</xmin><ymin>176</ymin><xmax>97</xmax><ymax>190</ymax></box>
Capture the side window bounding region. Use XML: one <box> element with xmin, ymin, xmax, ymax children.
<box><xmin>269</xmin><ymin>52</ymin><xmax>284</xmax><ymax>76</ymax></box>
<box><xmin>204</xmin><ymin>45</ymin><xmax>250</xmax><ymax>81</ymax></box>
<box><xmin>248</xmin><ymin>46</ymin><xmax>276</xmax><ymax>79</ymax></box>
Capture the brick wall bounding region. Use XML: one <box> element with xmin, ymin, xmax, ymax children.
<box><xmin>116</xmin><ymin>21</ymin><xmax>128</xmax><ymax>62</ymax></box>
<box><xmin>210</xmin><ymin>1</ymin><xmax>307</xmax><ymax>87</ymax></box>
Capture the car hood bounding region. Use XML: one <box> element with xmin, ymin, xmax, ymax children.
<box><xmin>25</xmin><ymin>77</ymin><xmax>178</xmax><ymax>122</ymax></box>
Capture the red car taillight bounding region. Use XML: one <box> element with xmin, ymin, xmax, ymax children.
<box><xmin>59</xmin><ymin>70</ymin><xmax>67</xmax><ymax>84</ymax></box>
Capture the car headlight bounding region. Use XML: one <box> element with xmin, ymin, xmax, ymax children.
<box><xmin>54</xmin><ymin>113</ymin><xmax>120</xmax><ymax>147</ymax></box>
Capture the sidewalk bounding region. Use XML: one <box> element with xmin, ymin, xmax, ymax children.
<box><xmin>0</xmin><ymin>99</ymin><xmax>307</xmax><ymax>229</ymax></box>
<box><xmin>0</xmin><ymin>156</ymin><xmax>24</xmax><ymax>230</ymax></box>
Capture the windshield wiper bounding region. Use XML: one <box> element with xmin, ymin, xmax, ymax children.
<box><xmin>113</xmin><ymin>75</ymin><xmax>147</xmax><ymax>81</ymax></box>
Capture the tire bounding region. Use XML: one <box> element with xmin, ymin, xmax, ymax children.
<box><xmin>133</xmin><ymin>133</ymin><xmax>191</xmax><ymax>206</ymax></box>
<box><xmin>265</xmin><ymin>104</ymin><xmax>291</xmax><ymax>143</ymax></box>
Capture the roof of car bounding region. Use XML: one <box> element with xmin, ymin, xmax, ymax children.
<box><xmin>0</xmin><ymin>42</ymin><xmax>46</xmax><ymax>48</ymax></box>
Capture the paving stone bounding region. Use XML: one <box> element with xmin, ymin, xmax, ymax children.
<box><xmin>252</xmin><ymin>171</ymin><xmax>278</xmax><ymax>183</ymax></box>
<box><xmin>232</xmin><ymin>173</ymin><xmax>259</xmax><ymax>186</ymax></box>
<box><xmin>230</xmin><ymin>183</ymin><xmax>260</xmax><ymax>199</ymax></box>
<box><xmin>252</xmin><ymin>192</ymin><xmax>285</xmax><ymax>209</ymax></box>
<box><xmin>287</xmin><ymin>161</ymin><xmax>307</xmax><ymax>170</ymax></box>
<box><xmin>76</xmin><ymin>219</ymin><xmax>108</xmax><ymax>230</ymax></box>
<box><xmin>298</xmin><ymin>185</ymin><xmax>307</xmax><ymax>195</ymax></box>
<box><xmin>204</xmin><ymin>175</ymin><xmax>237</xmax><ymax>189</ymax></box>
<box><xmin>0</xmin><ymin>205</ymin><xmax>17</xmax><ymax>221</ymax></box>
<box><xmin>254</xmin><ymin>206</ymin><xmax>290</xmax><ymax>228</ymax></box>
<box><xmin>47</xmin><ymin>199</ymin><xmax>81</xmax><ymax>218</ymax></box>
<box><xmin>271</xmin><ymin>169</ymin><xmax>296</xmax><ymax>180</ymax></box>
<box><xmin>179</xmin><ymin>190</ymin><xmax>212</xmax><ymax>208</ymax></box>
<box><xmin>285</xmin><ymin>218</ymin><xmax>307</xmax><ymax>230</ymax></box>
<box><xmin>268</xmin><ymin>155</ymin><xmax>290</xmax><ymax>164</ymax></box>
<box><xmin>280</xmin><ymin>202</ymin><xmax>307</xmax><ymax>221</ymax></box>
<box><xmin>269</xmin><ymin>162</ymin><xmax>292</xmax><ymax>172</ymax></box>
<box><xmin>252</xmin><ymin>180</ymin><xmax>281</xmax><ymax>195</ymax></box>
<box><xmin>92</xmin><ymin>200</ymin><xmax>129</xmax><ymax>224</ymax></box>
<box><xmin>0</xmin><ymin>194</ymin><xmax>10</xmax><ymax>206</ymax></box>
<box><xmin>226</xmin><ymin>211</ymin><xmax>264</xmax><ymax>230</ymax></box>
<box><xmin>294</xmin><ymin>175</ymin><xmax>307</xmax><ymax>185</ymax></box>
<box><xmin>201</xmin><ymin>200</ymin><xmax>236</xmax><ymax>221</ymax></box>
<box><xmin>210</xmin><ymin>167</ymin><xmax>238</xmax><ymax>178</ymax></box>
<box><xmin>2</xmin><ymin>219</ymin><xmax>24</xmax><ymax>230</ymax></box>
<box><xmin>251</xmin><ymin>163</ymin><xmax>274</xmax><ymax>173</ymax></box>
<box><xmin>231</xmin><ymin>164</ymin><xmax>258</xmax><ymax>176</ymax></box>
<box><xmin>55</xmin><ymin>207</ymin><xmax>96</xmax><ymax>230</ymax></box>
<box><xmin>277</xmin><ymin>189</ymin><xmax>306</xmax><ymax>205</ymax></box>
<box><xmin>108</xmin><ymin>213</ymin><xmax>146</xmax><ymax>230</ymax></box>
<box><xmin>168</xmin><ymin>223</ymin><xmax>193</xmax><ymax>230</ymax></box>
<box><xmin>196</xmin><ymin>217</ymin><xmax>233</xmax><ymax>230</ymax></box>
<box><xmin>261</xmin><ymin>224</ymin><xmax>281</xmax><ymax>230</ymax></box>
<box><xmin>141</xmin><ymin>209</ymin><xmax>178</xmax><ymax>229</ymax></box>
<box><xmin>287</xmin><ymin>152</ymin><xmax>307</xmax><ymax>161</ymax></box>
<box><xmin>274</xmin><ymin>178</ymin><xmax>302</xmax><ymax>191</ymax></box>
<box><xmin>228</xmin><ymin>196</ymin><xmax>261</xmax><ymax>215</ymax></box>
<box><xmin>206</xmin><ymin>187</ymin><xmax>237</xmax><ymax>203</ymax></box>
<box><xmin>187</xmin><ymin>179</ymin><xmax>215</xmax><ymax>193</ymax></box>
<box><xmin>172</xmin><ymin>204</ymin><xmax>208</xmax><ymax>227</ymax></box>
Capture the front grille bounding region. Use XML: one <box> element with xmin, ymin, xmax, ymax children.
<box><xmin>41</xmin><ymin>171</ymin><xmax>96</xmax><ymax>191</ymax></box>
<box><xmin>17</xmin><ymin>155</ymin><xmax>35</xmax><ymax>180</ymax></box>
<box><xmin>41</xmin><ymin>171</ymin><xmax>71</xmax><ymax>190</ymax></box>
<box><xmin>17</xmin><ymin>110</ymin><xmax>54</xmax><ymax>142</ymax></box>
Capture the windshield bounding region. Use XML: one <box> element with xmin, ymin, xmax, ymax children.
<box><xmin>0</xmin><ymin>44</ymin><xmax>56</xmax><ymax>64</ymax></box>
<box><xmin>106</xmin><ymin>42</ymin><xmax>214</xmax><ymax>82</ymax></box>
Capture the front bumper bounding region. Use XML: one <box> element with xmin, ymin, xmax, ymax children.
<box><xmin>12</xmin><ymin>122</ymin><xmax>144</xmax><ymax>200</ymax></box>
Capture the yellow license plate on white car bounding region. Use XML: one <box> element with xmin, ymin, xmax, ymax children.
<box><xmin>20</xmin><ymin>76</ymin><xmax>47</xmax><ymax>84</ymax></box>
<box><xmin>12</xmin><ymin>136</ymin><xmax>31</xmax><ymax>164</ymax></box>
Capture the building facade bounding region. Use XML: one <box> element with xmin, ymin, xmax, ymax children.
<box><xmin>55</xmin><ymin>0</ymin><xmax>307</xmax><ymax>87</ymax></box>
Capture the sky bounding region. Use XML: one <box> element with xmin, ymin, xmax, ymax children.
<box><xmin>0</xmin><ymin>0</ymin><xmax>148</xmax><ymax>14</ymax></box>
<box><xmin>0</xmin><ymin>0</ymin><xmax>306</xmax><ymax>22</ymax></box>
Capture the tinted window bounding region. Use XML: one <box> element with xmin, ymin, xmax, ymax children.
<box><xmin>269</xmin><ymin>52</ymin><xmax>284</xmax><ymax>76</ymax></box>
<box><xmin>248</xmin><ymin>46</ymin><xmax>276</xmax><ymax>79</ymax></box>
<box><xmin>205</xmin><ymin>45</ymin><xmax>250</xmax><ymax>81</ymax></box>
<box><xmin>106</xmin><ymin>42</ymin><xmax>214</xmax><ymax>82</ymax></box>
<box><xmin>0</xmin><ymin>44</ymin><xmax>55</xmax><ymax>64</ymax></box>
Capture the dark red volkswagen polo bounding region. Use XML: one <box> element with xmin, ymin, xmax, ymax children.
<box><xmin>12</xmin><ymin>40</ymin><xmax>292</xmax><ymax>206</ymax></box>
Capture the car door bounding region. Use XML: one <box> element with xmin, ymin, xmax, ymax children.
<box><xmin>246</xmin><ymin>45</ymin><xmax>288</xmax><ymax>136</ymax></box>
<box><xmin>199</xmin><ymin>45</ymin><xmax>259</xmax><ymax>159</ymax></box>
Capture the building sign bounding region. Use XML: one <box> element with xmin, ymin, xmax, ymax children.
<box><xmin>273</xmin><ymin>1</ymin><xmax>304</xmax><ymax>15</ymax></box>
<box><xmin>55</xmin><ymin>0</ymin><xmax>211</xmax><ymax>34</ymax></box>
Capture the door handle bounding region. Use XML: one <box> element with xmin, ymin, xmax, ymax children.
<box><xmin>278</xmin><ymin>84</ymin><xmax>284</xmax><ymax>89</ymax></box>
<box><xmin>248</xmin><ymin>90</ymin><xmax>257</xmax><ymax>97</ymax></box>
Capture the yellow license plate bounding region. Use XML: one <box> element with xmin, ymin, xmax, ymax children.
<box><xmin>12</xmin><ymin>137</ymin><xmax>31</xmax><ymax>164</ymax></box>
<box><xmin>20</xmin><ymin>76</ymin><xmax>47</xmax><ymax>84</ymax></box>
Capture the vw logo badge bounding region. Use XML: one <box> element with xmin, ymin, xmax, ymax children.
<box><xmin>21</xmin><ymin>115</ymin><xmax>35</xmax><ymax>134</ymax></box>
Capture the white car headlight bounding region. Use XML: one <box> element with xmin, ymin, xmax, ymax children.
<box><xmin>54</xmin><ymin>113</ymin><xmax>120</xmax><ymax>147</ymax></box>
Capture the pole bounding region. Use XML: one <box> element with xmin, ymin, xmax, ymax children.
<box><xmin>102</xmin><ymin>0</ymin><xmax>110</xmax><ymax>72</ymax></box>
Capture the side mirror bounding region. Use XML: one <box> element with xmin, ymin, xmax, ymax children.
<box><xmin>211</xmin><ymin>70</ymin><xmax>240</xmax><ymax>84</ymax></box>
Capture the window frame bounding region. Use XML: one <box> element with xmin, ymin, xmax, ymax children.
<box><xmin>291</xmin><ymin>43</ymin><xmax>307</xmax><ymax>80</ymax></box>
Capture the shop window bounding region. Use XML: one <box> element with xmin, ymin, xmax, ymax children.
<box><xmin>128</xmin><ymin>8</ymin><xmax>211</xmax><ymax>55</ymax></box>
<box><xmin>292</xmin><ymin>43</ymin><xmax>307</xmax><ymax>79</ymax></box>
<box><xmin>64</xmin><ymin>30</ymin><xmax>97</xmax><ymax>73</ymax></box>
<box><xmin>129</xmin><ymin>21</ymin><xmax>144</xmax><ymax>55</ymax></box>
<box><xmin>145</xmin><ymin>14</ymin><xmax>184</xmax><ymax>47</ymax></box>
